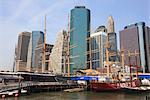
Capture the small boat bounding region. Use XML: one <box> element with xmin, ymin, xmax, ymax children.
<box><xmin>0</xmin><ymin>90</ymin><xmax>19</xmax><ymax>98</ymax></box>
<box><xmin>8</xmin><ymin>90</ymin><xmax>18</xmax><ymax>96</ymax></box>
<box><xmin>20</xmin><ymin>89</ymin><xmax>28</xmax><ymax>96</ymax></box>
<box><xmin>121</xmin><ymin>86</ymin><xmax>150</xmax><ymax>92</ymax></box>
<box><xmin>63</xmin><ymin>88</ymin><xmax>84</xmax><ymax>92</ymax></box>
<box><xmin>21</xmin><ymin>89</ymin><xmax>27</xmax><ymax>94</ymax></box>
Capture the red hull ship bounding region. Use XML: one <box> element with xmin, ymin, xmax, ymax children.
<box><xmin>90</xmin><ymin>80</ymin><xmax>139</xmax><ymax>92</ymax></box>
<box><xmin>90</xmin><ymin>82</ymin><xmax>121</xmax><ymax>92</ymax></box>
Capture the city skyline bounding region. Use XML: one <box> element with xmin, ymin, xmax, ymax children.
<box><xmin>0</xmin><ymin>0</ymin><xmax>149</xmax><ymax>70</ymax></box>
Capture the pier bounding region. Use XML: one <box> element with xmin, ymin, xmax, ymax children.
<box><xmin>0</xmin><ymin>81</ymin><xmax>86</xmax><ymax>98</ymax></box>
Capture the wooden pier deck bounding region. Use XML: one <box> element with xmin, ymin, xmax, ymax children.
<box><xmin>0</xmin><ymin>81</ymin><xmax>85</xmax><ymax>94</ymax></box>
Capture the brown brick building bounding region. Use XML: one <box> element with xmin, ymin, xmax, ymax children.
<box><xmin>120</xmin><ymin>22</ymin><xmax>150</xmax><ymax>73</ymax></box>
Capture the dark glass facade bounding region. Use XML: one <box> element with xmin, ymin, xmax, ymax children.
<box><xmin>144</xmin><ymin>26</ymin><xmax>150</xmax><ymax>72</ymax></box>
<box><xmin>120</xmin><ymin>22</ymin><xmax>150</xmax><ymax>73</ymax></box>
<box><xmin>27</xmin><ymin>31</ymin><xmax>44</xmax><ymax>70</ymax></box>
<box><xmin>16</xmin><ymin>32</ymin><xmax>31</xmax><ymax>71</ymax></box>
<box><xmin>70</xmin><ymin>6</ymin><xmax>90</xmax><ymax>73</ymax></box>
<box><xmin>32</xmin><ymin>31</ymin><xmax>44</xmax><ymax>68</ymax></box>
<box><xmin>34</xmin><ymin>43</ymin><xmax>53</xmax><ymax>72</ymax></box>
<box><xmin>108</xmin><ymin>32</ymin><xmax>117</xmax><ymax>61</ymax></box>
<box><xmin>17</xmin><ymin>32</ymin><xmax>31</xmax><ymax>62</ymax></box>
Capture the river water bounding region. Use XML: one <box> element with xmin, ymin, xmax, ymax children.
<box><xmin>7</xmin><ymin>91</ymin><xmax>150</xmax><ymax>100</ymax></box>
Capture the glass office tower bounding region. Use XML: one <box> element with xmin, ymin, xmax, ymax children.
<box><xmin>27</xmin><ymin>31</ymin><xmax>44</xmax><ymax>72</ymax></box>
<box><xmin>16</xmin><ymin>32</ymin><xmax>31</xmax><ymax>71</ymax></box>
<box><xmin>70</xmin><ymin>6</ymin><xmax>90</xmax><ymax>73</ymax></box>
<box><xmin>90</xmin><ymin>26</ymin><xmax>107</xmax><ymax>69</ymax></box>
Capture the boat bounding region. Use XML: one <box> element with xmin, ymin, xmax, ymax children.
<box><xmin>63</xmin><ymin>88</ymin><xmax>84</xmax><ymax>92</ymax></box>
<box><xmin>121</xmin><ymin>86</ymin><xmax>150</xmax><ymax>93</ymax></box>
<box><xmin>90</xmin><ymin>76</ymin><xmax>141</xmax><ymax>92</ymax></box>
<box><xmin>21</xmin><ymin>89</ymin><xmax>27</xmax><ymax>94</ymax></box>
<box><xmin>121</xmin><ymin>78</ymin><xmax>150</xmax><ymax>93</ymax></box>
<box><xmin>0</xmin><ymin>90</ymin><xmax>19</xmax><ymax>98</ymax></box>
<box><xmin>0</xmin><ymin>89</ymin><xmax>29</xmax><ymax>98</ymax></box>
<box><xmin>20</xmin><ymin>89</ymin><xmax>28</xmax><ymax>95</ymax></box>
<box><xmin>90</xmin><ymin>81</ymin><xmax>120</xmax><ymax>92</ymax></box>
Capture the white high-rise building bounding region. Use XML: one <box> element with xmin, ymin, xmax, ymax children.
<box><xmin>90</xmin><ymin>26</ymin><xmax>107</xmax><ymax>69</ymax></box>
<box><xmin>49</xmin><ymin>30</ymin><xmax>68</xmax><ymax>74</ymax></box>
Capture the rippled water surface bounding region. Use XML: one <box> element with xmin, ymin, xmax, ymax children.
<box><xmin>7</xmin><ymin>91</ymin><xmax>150</xmax><ymax>100</ymax></box>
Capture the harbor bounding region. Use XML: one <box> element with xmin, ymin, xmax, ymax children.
<box><xmin>0</xmin><ymin>71</ymin><xmax>150</xmax><ymax>99</ymax></box>
<box><xmin>0</xmin><ymin>0</ymin><xmax>150</xmax><ymax>100</ymax></box>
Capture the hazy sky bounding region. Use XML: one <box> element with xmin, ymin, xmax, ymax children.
<box><xmin>0</xmin><ymin>0</ymin><xmax>149</xmax><ymax>71</ymax></box>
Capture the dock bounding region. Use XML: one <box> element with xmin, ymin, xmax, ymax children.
<box><xmin>0</xmin><ymin>81</ymin><xmax>86</xmax><ymax>98</ymax></box>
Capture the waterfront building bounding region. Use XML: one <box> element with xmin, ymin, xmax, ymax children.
<box><xmin>45</xmin><ymin>44</ymin><xmax>54</xmax><ymax>71</ymax></box>
<box><xmin>49</xmin><ymin>30</ymin><xmax>68</xmax><ymax>74</ymax></box>
<box><xmin>70</xmin><ymin>6</ymin><xmax>90</xmax><ymax>73</ymax></box>
<box><xmin>16</xmin><ymin>32</ymin><xmax>31</xmax><ymax>72</ymax></box>
<box><xmin>27</xmin><ymin>31</ymin><xmax>44</xmax><ymax>72</ymax></box>
<box><xmin>107</xmin><ymin>16</ymin><xmax>117</xmax><ymax>61</ymax></box>
<box><xmin>120</xmin><ymin>22</ymin><xmax>150</xmax><ymax>73</ymax></box>
<box><xmin>34</xmin><ymin>44</ymin><xmax>53</xmax><ymax>73</ymax></box>
<box><xmin>90</xmin><ymin>26</ymin><xmax>107</xmax><ymax>69</ymax></box>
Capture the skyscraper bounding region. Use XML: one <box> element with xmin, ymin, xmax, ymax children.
<box><xmin>120</xmin><ymin>22</ymin><xmax>150</xmax><ymax>73</ymax></box>
<box><xmin>49</xmin><ymin>30</ymin><xmax>68</xmax><ymax>74</ymax></box>
<box><xmin>70</xmin><ymin>6</ymin><xmax>90</xmax><ymax>73</ymax></box>
<box><xmin>16</xmin><ymin>32</ymin><xmax>31</xmax><ymax>71</ymax></box>
<box><xmin>45</xmin><ymin>44</ymin><xmax>54</xmax><ymax>71</ymax></box>
<box><xmin>90</xmin><ymin>26</ymin><xmax>107</xmax><ymax>69</ymax></box>
<box><xmin>27</xmin><ymin>31</ymin><xmax>44</xmax><ymax>72</ymax></box>
<box><xmin>107</xmin><ymin>16</ymin><xmax>115</xmax><ymax>33</ymax></box>
<box><xmin>107</xmin><ymin>16</ymin><xmax>117</xmax><ymax>61</ymax></box>
<box><xmin>34</xmin><ymin>43</ymin><xmax>53</xmax><ymax>73</ymax></box>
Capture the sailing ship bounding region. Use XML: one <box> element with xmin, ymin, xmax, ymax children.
<box><xmin>89</xmin><ymin>28</ymin><xmax>141</xmax><ymax>92</ymax></box>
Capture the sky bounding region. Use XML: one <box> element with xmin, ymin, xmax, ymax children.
<box><xmin>0</xmin><ymin>0</ymin><xmax>149</xmax><ymax>71</ymax></box>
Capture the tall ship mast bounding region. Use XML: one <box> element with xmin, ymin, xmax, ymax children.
<box><xmin>42</xmin><ymin>15</ymin><xmax>47</xmax><ymax>73</ymax></box>
<box><xmin>13</xmin><ymin>44</ymin><xmax>17</xmax><ymax>72</ymax></box>
<box><xmin>67</xmin><ymin>14</ymin><xmax>70</xmax><ymax>77</ymax></box>
<box><xmin>105</xmin><ymin>31</ymin><xmax>110</xmax><ymax>77</ymax></box>
<box><xmin>89</xmin><ymin>36</ymin><xmax>92</xmax><ymax>70</ymax></box>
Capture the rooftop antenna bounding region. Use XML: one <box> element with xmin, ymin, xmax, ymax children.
<box><xmin>75</xmin><ymin>0</ymin><xmax>85</xmax><ymax>6</ymax></box>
